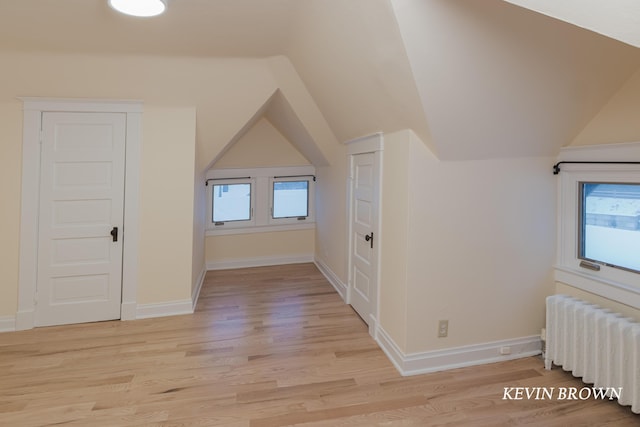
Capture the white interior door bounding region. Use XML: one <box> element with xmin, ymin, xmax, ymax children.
<box><xmin>36</xmin><ymin>112</ymin><xmax>126</xmax><ymax>326</ymax></box>
<box><xmin>349</xmin><ymin>152</ymin><xmax>379</xmax><ymax>326</ymax></box>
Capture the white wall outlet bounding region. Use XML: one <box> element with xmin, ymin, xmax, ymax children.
<box><xmin>438</xmin><ymin>320</ymin><xmax>448</xmax><ymax>338</ymax></box>
<box><xmin>500</xmin><ymin>346</ymin><xmax>512</xmax><ymax>355</ymax></box>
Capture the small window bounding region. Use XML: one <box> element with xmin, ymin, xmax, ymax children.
<box><xmin>579</xmin><ymin>182</ymin><xmax>640</xmax><ymax>273</ymax></box>
<box><xmin>212</xmin><ymin>182</ymin><xmax>252</xmax><ymax>224</ymax></box>
<box><xmin>272</xmin><ymin>179</ymin><xmax>309</xmax><ymax>219</ymax></box>
<box><xmin>205</xmin><ymin>167</ymin><xmax>315</xmax><ymax>234</ymax></box>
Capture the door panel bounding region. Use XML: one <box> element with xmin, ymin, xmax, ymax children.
<box><xmin>50</xmin><ymin>275</ymin><xmax>110</xmax><ymax>303</ymax></box>
<box><xmin>353</xmin><ymin>266</ymin><xmax>370</xmax><ymax>298</ymax></box>
<box><xmin>349</xmin><ymin>152</ymin><xmax>379</xmax><ymax>325</ymax></box>
<box><xmin>36</xmin><ymin>112</ymin><xmax>126</xmax><ymax>326</ymax></box>
<box><xmin>54</xmin><ymin>162</ymin><xmax>113</xmax><ymax>188</ymax></box>
<box><xmin>53</xmin><ymin>199</ymin><xmax>112</xmax><ymax>226</ymax></box>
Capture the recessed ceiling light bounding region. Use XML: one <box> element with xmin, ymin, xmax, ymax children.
<box><xmin>109</xmin><ymin>0</ymin><xmax>167</xmax><ymax>17</ymax></box>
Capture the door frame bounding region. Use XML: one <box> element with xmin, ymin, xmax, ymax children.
<box><xmin>17</xmin><ymin>98</ymin><xmax>143</xmax><ymax>330</ymax></box>
<box><xmin>344</xmin><ymin>132</ymin><xmax>383</xmax><ymax>337</ymax></box>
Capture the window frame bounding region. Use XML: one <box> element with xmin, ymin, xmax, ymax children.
<box><xmin>578</xmin><ymin>181</ymin><xmax>640</xmax><ymax>274</ymax></box>
<box><xmin>205</xmin><ymin>166</ymin><xmax>315</xmax><ymax>236</ymax></box>
<box><xmin>269</xmin><ymin>176</ymin><xmax>315</xmax><ymax>225</ymax></box>
<box><xmin>556</xmin><ymin>151</ymin><xmax>640</xmax><ymax>309</ymax></box>
<box><xmin>207</xmin><ymin>178</ymin><xmax>256</xmax><ymax>229</ymax></box>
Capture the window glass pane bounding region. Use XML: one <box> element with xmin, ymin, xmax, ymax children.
<box><xmin>213</xmin><ymin>183</ymin><xmax>251</xmax><ymax>222</ymax></box>
<box><xmin>273</xmin><ymin>180</ymin><xmax>308</xmax><ymax>218</ymax></box>
<box><xmin>581</xmin><ymin>182</ymin><xmax>640</xmax><ymax>272</ymax></box>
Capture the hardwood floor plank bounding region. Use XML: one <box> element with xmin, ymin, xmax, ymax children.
<box><xmin>0</xmin><ymin>263</ymin><xmax>637</xmax><ymax>426</ymax></box>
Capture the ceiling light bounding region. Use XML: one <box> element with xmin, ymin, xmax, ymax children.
<box><xmin>109</xmin><ymin>0</ymin><xmax>167</xmax><ymax>17</ymax></box>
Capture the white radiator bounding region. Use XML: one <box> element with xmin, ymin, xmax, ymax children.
<box><xmin>545</xmin><ymin>294</ymin><xmax>640</xmax><ymax>414</ymax></box>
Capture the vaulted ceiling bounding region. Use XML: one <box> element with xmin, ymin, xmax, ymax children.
<box><xmin>1</xmin><ymin>0</ymin><xmax>639</xmax><ymax>160</ymax></box>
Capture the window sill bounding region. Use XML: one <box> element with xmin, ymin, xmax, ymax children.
<box><xmin>554</xmin><ymin>265</ymin><xmax>640</xmax><ymax>309</ymax></box>
<box><xmin>206</xmin><ymin>222</ymin><xmax>315</xmax><ymax>237</ymax></box>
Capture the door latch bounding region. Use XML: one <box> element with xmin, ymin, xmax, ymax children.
<box><xmin>365</xmin><ymin>232</ymin><xmax>373</xmax><ymax>249</ymax></box>
<box><xmin>110</xmin><ymin>226</ymin><xmax>118</xmax><ymax>242</ymax></box>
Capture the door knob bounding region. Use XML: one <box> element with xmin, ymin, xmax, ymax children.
<box><xmin>110</xmin><ymin>226</ymin><xmax>118</xmax><ymax>242</ymax></box>
<box><xmin>365</xmin><ymin>232</ymin><xmax>373</xmax><ymax>249</ymax></box>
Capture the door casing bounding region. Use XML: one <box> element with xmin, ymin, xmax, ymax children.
<box><xmin>344</xmin><ymin>132</ymin><xmax>383</xmax><ymax>337</ymax></box>
<box><xmin>17</xmin><ymin>98</ymin><xmax>143</xmax><ymax>330</ymax></box>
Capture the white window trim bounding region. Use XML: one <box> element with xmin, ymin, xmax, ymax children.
<box><xmin>206</xmin><ymin>166</ymin><xmax>315</xmax><ymax>236</ymax></box>
<box><xmin>208</xmin><ymin>178</ymin><xmax>256</xmax><ymax>229</ymax></box>
<box><xmin>269</xmin><ymin>176</ymin><xmax>315</xmax><ymax>225</ymax></box>
<box><xmin>555</xmin><ymin>142</ymin><xmax>640</xmax><ymax>309</ymax></box>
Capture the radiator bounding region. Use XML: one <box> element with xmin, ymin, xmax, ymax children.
<box><xmin>545</xmin><ymin>294</ymin><xmax>640</xmax><ymax>414</ymax></box>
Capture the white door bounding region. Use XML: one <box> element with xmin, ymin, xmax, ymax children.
<box><xmin>36</xmin><ymin>112</ymin><xmax>126</xmax><ymax>326</ymax></box>
<box><xmin>349</xmin><ymin>152</ymin><xmax>379</xmax><ymax>326</ymax></box>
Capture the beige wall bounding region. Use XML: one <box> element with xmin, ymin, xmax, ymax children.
<box><xmin>139</xmin><ymin>107</ymin><xmax>196</xmax><ymax>304</ymax></box>
<box><xmin>379</xmin><ymin>130</ymin><xmax>412</xmax><ymax>350</ymax></box>
<box><xmin>214</xmin><ymin>117</ymin><xmax>310</xmax><ymax>168</ymax></box>
<box><xmin>206</xmin><ymin>229</ymin><xmax>314</xmax><ymax>264</ymax></box>
<box><xmin>400</xmin><ymin>132</ymin><xmax>556</xmax><ymax>353</ymax></box>
<box><xmin>0</xmin><ymin>102</ymin><xmax>22</xmax><ymax>315</ymax></box>
<box><xmin>314</xmin><ymin>154</ymin><xmax>349</xmax><ymax>284</ymax></box>
<box><xmin>571</xmin><ymin>66</ymin><xmax>640</xmax><ymax>146</ymax></box>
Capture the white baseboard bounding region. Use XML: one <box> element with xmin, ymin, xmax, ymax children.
<box><xmin>15</xmin><ymin>310</ymin><xmax>34</xmax><ymax>331</ymax></box>
<box><xmin>192</xmin><ymin>267</ymin><xmax>206</xmax><ymax>311</ymax></box>
<box><xmin>376</xmin><ymin>326</ymin><xmax>542</xmax><ymax>376</ymax></box>
<box><xmin>121</xmin><ymin>302</ymin><xmax>137</xmax><ymax>321</ymax></box>
<box><xmin>0</xmin><ymin>316</ymin><xmax>16</xmax><ymax>333</ymax></box>
<box><xmin>136</xmin><ymin>299</ymin><xmax>194</xmax><ymax>320</ymax></box>
<box><xmin>9</xmin><ymin>298</ymin><xmax>197</xmax><ymax>327</ymax></box>
<box><xmin>207</xmin><ymin>254</ymin><xmax>314</xmax><ymax>271</ymax></box>
<box><xmin>314</xmin><ymin>257</ymin><xmax>347</xmax><ymax>301</ymax></box>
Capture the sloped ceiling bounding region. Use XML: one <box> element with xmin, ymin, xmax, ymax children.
<box><xmin>391</xmin><ymin>0</ymin><xmax>640</xmax><ymax>160</ymax></box>
<box><xmin>505</xmin><ymin>0</ymin><xmax>640</xmax><ymax>48</ymax></box>
<box><xmin>284</xmin><ymin>0</ymin><xmax>434</xmax><ymax>150</ymax></box>
<box><xmin>1</xmin><ymin>0</ymin><xmax>639</xmax><ymax>161</ymax></box>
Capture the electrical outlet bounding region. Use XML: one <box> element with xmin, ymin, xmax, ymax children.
<box><xmin>438</xmin><ymin>320</ymin><xmax>448</xmax><ymax>338</ymax></box>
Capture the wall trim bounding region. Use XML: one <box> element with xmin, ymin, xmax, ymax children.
<box><xmin>136</xmin><ymin>299</ymin><xmax>193</xmax><ymax>320</ymax></box>
<box><xmin>0</xmin><ymin>316</ymin><xmax>16</xmax><ymax>333</ymax></box>
<box><xmin>15</xmin><ymin>310</ymin><xmax>34</xmax><ymax>331</ymax></box>
<box><xmin>555</xmin><ymin>267</ymin><xmax>640</xmax><ymax>310</ymax></box>
<box><xmin>18</xmin><ymin>97</ymin><xmax>143</xmax><ymax>113</ymax></box>
<box><xmin>343</xmin><ymin>132</ymin><xmax>384</xmax><ymax>155</ymax></box>
<box><xmin>376</xmin><ymin>326</ymin><xmax>542</xmax><ymax>376</ymax></box>
<box><xmin>206</xmin><ymin>222</ymin><xmax>315</xmax><ymax>237</ymax></box>
<box><xmin>207</xmin><ymin>254</ymin><xmax>314</xmax><ymax>271</ymax></box>
<box><xmin>192</xmin><ymin>267</ymin><xmax>207</xmax><ymax>312</ymax></box>
<box><xmin>314</xmin><ymin>257</ymin><xmax>347</xmax><ymax>301</ymax></box>
<box><xmin>557</xmin><ymin>141</ymin><xmax>640</xmax><ymax>161</ymax></box>
<box><xmin>121</xmin><ymin>302</ymin><xmax>137</xmax><ymax>321</ymax></box>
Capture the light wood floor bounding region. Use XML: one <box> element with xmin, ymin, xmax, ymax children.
<box><xmin>0</xmin><ymin>263</ymin><xmax>637</xmax><ymax>426</ymax></box>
